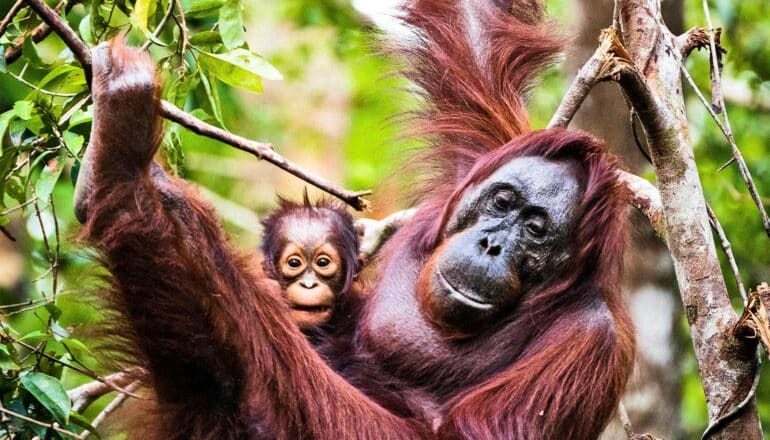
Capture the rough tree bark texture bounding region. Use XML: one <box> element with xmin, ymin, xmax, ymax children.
<box><xmin>617</xmin><ymin>1</ymin><xmax>761</xmax><ymax>438</ymax></box>
<box><xmin>567</xmin><ymin>0</ymin><xmax>681</xmax><ymax>437</ymax></box>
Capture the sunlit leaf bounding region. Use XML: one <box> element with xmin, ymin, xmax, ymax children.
<box><xmin>131</xmin><ymin>0</ymin><xmax>153</xmax><ymax>33</ymax></box>
<box><xmin>219</xmin><ymin>0</ymin><xmax>244</xmax><ymax>50</ymax></box>
<box><xmin>197</xmin><ymin>49</ymin><xmax>282</xmax><ymax>94</ymax></box>
<box><xmin>183</xmin><ymin>0</ymin><xmax>225</xmax><ymax>18</ymax></box>
<box><xmin>79</xmin><ymin>14</ymin><xmax>94</xmax><ymax>45</ymax></box>
<box><xmin>20</xmin><ymin>372</ymin><xmax>71</xmax><ymax>425</ymax></box>
<box><xmin>63</xmin><ymin>131</ymin><xmax>85</xmax><ymax>156</ymax></box>
<box><xmin>35</xmin><ymin>153</ymin><xmax>66</xmax><ymax>204</ymax></box>
<box><xmin>13</xmin><ymin>101</ymin><xmax>35</xmax><ymax>120</ymax></box>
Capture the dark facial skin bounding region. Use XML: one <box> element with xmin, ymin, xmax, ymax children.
<box><xmin>426</xmin><ymin>156</ymin><xmax>585</xmax><ymax>330</ymax></box>
<box><xmin>274</xmin><ymin>217</ymin><xmax>346</xmax><ymax>329</ymax></box>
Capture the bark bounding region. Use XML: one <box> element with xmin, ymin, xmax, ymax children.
<box><xmin>615</xmin><ymin>1</ymin><xmax>761</xmax><ymax>438</ymax></box>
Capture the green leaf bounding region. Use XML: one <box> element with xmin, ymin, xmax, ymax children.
<box><xmin>189</xmin><ymin>31</ymin><xmax>222</xmax><ymax>46</ymax></box>
<box><xmin>197</xmin><ymin>68</ymin><xmax>224</xmax><ymax>126</ymax></box>
<box><xmin>63</xmin><ymin>131</ymin><xmax>85</xmax><ymax>156</ymax></box>
<box><xmin>79</xmin><ymin>14</ymin><xmax>94</xmax><ymax>45</ymax></box>
<box><xmin>20</xmin><ymin>372</ymin><xmax>71</xmax><ymax>425</ymax></box>
<box><xmin>69</xmin><ymin>413</ymin><xmax>102</xmax><ymax>439</ymax></box>
<box><xmin>0</xmin><ymin>344</ymin><xmax>19</xmax><ymax>371</ymax></box>
<box><xmin>13</xmin><ymin>101</ymin><xmax>35</xmax><ymax>120</ymax></box>
<box><xmin>35</xmin><ymin>153</ymin><xmax>66</xmax><ymax>204</ymax></box>
<box><xmin>22</xmin><ymin>38</ymin><xmax>45</xmax><ymax>68</ymax></box>
<box><xmin>98</xmin><ymin>3</ymin><xmax>130</xmax><ymax>27</ymax></box>
<box><xmin>197</xmin><ymin>49</ymin><xmax>282</xmax><ymax>94</ymax></box>
<box><xmin>32</xmin><ymin>65</ymin><xmax>87</xmax><ymax>97</ymax></box>
<box><xmin>132</xmin><ymin>0</ymin><xmax>153</xmax><ymax>32</ymax></box>
<box><xmin>68</xmin><ymin>106</ymin><xmax>93</xmax><ymax>128</ymax></box>
<box><xmin>218</xmin><ymin>0</ymin><xmax>244</xmax><ymax>50</ymax></box>
<box><xmin>0</xmin><ymin>110</ymin><xmax>15</xmax><ymax>156</ymax></box>
<box><xmin>183</xmin><ymin>0</ymin><xmax>225</xmax><ymax>17</ymax></box>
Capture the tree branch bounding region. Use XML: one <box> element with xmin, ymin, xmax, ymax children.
<box><xmin>80</xmin><ymin>380</ymin><xmax>142</xmax><ymax>439</ymax></box>
<box><xmin>0</xmin><ymin>0</ymin><xmax>24</xmax><ymax>39</ymax></box>
<box><xmin>4</xmin><ymin>0</ymin><xmax>75</xmax><ymax>65</ymax></box>
<box><xmin>548</xmin><ymin>28</ymin><xmax>664</xmax><ymax>234</ymax></box>
<box><xmin>19</xmin><ymin>0</ymin><xmax>371</xmax><ymax>211</ymax></box>
<box><xmin>615</xmin><ymin>1</ymin><xmax>761</xmax><ymax>437</ymax></box>
<box><xmin>69</xmin><ymin>370</ymin><xmax>139</xmax><ymax>413</ymax></box>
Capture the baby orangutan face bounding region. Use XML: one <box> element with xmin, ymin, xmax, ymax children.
<box><xmin>260</xmin><ymin>198</ymin><xmax>360</xmax><ymax>330</ymax></box>
<box><xmin>277</xmin><ymin>234</ymin><xmax>345</xmax><ymax>328</ymax></box>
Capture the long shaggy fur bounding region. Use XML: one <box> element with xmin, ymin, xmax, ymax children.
<box><xmin>77</xmin><ymin>1</ymin><xmax>634</xmax><ymax>438</ymax></box>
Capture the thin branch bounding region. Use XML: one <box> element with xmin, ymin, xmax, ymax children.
<box><xmin>69</xmin><ymin>370</ymin><xmax>139</xmax><ymax>412</ymax></box>
<box><xmin>0</xmin><ymin>406</ymin><xmax>81</xmax><ymax>438</ymax></box>
<box><xmin>699</xmin><ymin>1</ymin><xmax>770</xmax><ymax>236</ymax></box>
<box><xmin>675</xmin><ymin>26</ymin><xmax>711</xmax><ymax>59</ymax></box>
<box><xmin>4</xmin><ymin>0</ymin><xmax>74</xmax><ymax>65</ymax></box>
<box><xmin>140</xmin><ymin>0</ymin><xmax>175</xmax><ymax>51</ymax></box>
<box><xmin>618</xmin><ymin>402</ymin><xmax>635</xmax><ymax>439</ymax></box>
<box><xmin>0</xmin><ymin>225</ymin><xmax>15</xmax><ymax>241</ymax></box>
<box><xmin>9</xmin><ymin>336</ymin><xmax>143</xmax><ymax>399</ymax></box>
<box><xmin>706</xmin><ymin>203</ymin><xmax>747</xmax><ymax>304</ymax></box>
<box><xmin>0</xmin><ymin>0</ymin><xmax>25</xmax><ymax>38</ymax></box>
<box><xmin>548</xmin><ymin>29</ymin><xmax>617</xmax><ymax>129</ymax></box>
<box><xmin>20</xmin><ymin>0</ymin><xmax>371</xmax><ymax>211</ymax></box>
<box><xmin>6</xmin><ymin>68</ymin><xmax>77</xmax><ymax>97</ymax></box>
<box><xmin>80</xmin><ymin>380</ymin><xmax>141</xmax><ymax>439</ymax></box>
<box><xmin>615</xmin><ymin>170</ymin><xmax>665</xmax><ymax>237</ymax></box>
<box><xmin>171</xmin><ymin>0</ymin><xmax>188</xmax><ymax>62</ymax></box>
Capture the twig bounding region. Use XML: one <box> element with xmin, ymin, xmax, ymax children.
<box><xmin>140</xmin><ymin>0</ymin><xmax>175</xmax><ymax>51</ymax></box>
<box><xmin>548</xmin><ymin>29</ymin><xmax>617</xmax><ymax>129</ymax></box>
<box><xmin>10</xmin><ymin>337</ymin><xmax>143</xmax><ymax>399</ymax></box>
<box><xmin>20</xmin><ymin>0</ymin><xmax>371</xmax><ymax>211</ymax></box>
<box><xmin>69</xmin><ymin>370</ymin><xmax>139</xmax><ymax>412</ymax></box>
<box><xmin>6</xmin><ymin>68</ymin><xmax>77</xmax><ymax>97</ymax></box>
<box><xmin>171</xmin><ymin>0</ymin><xmax>188</xmax><ymax>62</ymax></box>
<box><xmin>80</xmin><ymin>380</ymin><xmax>141</xmax><ymax>439</ymax></box>
<box><xmin>706</xmin><ymin>203</ymin><xmax>747</xmax><ymax>304</ymax></box>
<box><xmin>0</xmin><ymin>0</ymin><xmax>25</xmax><ymax>38</ymax></box>
<box><xmin>699</xmin><ymin>0</ymin><xmax>770</xmax><ymax>237</ymax></box>
<box><xmin>0</xmin><ymin>225</ymin><xmax>15</xmax><ymax>241</ymax></box>
<box><xmin>4</xmin><ymin>0</ymin><xmax>74</xmax><ymax>65</ymax></box>
<box><xmin>546</xmin><ymin>28</ymin><xmax>665</xmax><ymax>234</ymax></box>
<box><xmin>675</xmin><ymin>27</ymin><xmax>711</xmax><ymax>59</ymax></box>
<box><xmin>615</xmin><ymin>170</ymin><xmax>665</xmax><ymax>237</ymax></box>
<box><xmin>0</xmin><ymin>406</ymin><xmax>81</xmax><ymax>438</ymax></box>
<box><xmin>618</xmin><ymin>402</ymin><xmax>634</xmax><ymax>439</ymax></box>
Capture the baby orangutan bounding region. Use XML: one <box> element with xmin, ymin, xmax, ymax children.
<box><xmin>259</xmin><ymin>196</ymin><xmax>361</xmax><ymax>331</ymax></box>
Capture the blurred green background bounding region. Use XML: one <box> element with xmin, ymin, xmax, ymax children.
<box><xmin>0</xmin><ymin>0</ymin><xmax>768</xmax><ymax>438</ymax></box>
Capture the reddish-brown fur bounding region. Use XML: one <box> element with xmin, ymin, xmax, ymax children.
<box><xmin>77</xmin><ymin>1</ymin><xmax>634</xmax><ymax>438</ymax></box>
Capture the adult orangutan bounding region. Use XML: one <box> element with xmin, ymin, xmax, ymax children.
<box><xmin>73</xmin><ymin>0</ymin><xmax>634</xmax><ymax>438</ymax></box>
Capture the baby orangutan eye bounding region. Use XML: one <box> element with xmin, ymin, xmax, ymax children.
<box><xmin>288</xmin><ymin>257</ymin><xmax>303</xmax><ymax>268</ymax></box>
<box><xmin>317</xmin><ymin>257</ymin><xmax>331</xmax><ymax>267</ymax></box>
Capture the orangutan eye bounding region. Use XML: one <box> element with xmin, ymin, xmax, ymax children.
<box><xmin>525</xmin><ymin>217</ymin><xmax>547</xmax><ymax>238</ymax></box>
<box><xmin>288</xmin><ymin>258</ymin><xmax>302</xmax><ymax>268</ymax></box>
<box><xmin>316</xmin><ymin>257</ymin><xmax>331</xmax><ymax>267</ymax></box>
<box><xmin>493</xmin><ymin>190</ymin><xmax>516</xmax><ymax>211</ymax></box>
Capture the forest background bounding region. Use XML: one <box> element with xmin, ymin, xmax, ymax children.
<box><xmin>0</xmin><ymin>0</ymin><xmax>768</xmax><ymax>438</ymax></box>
